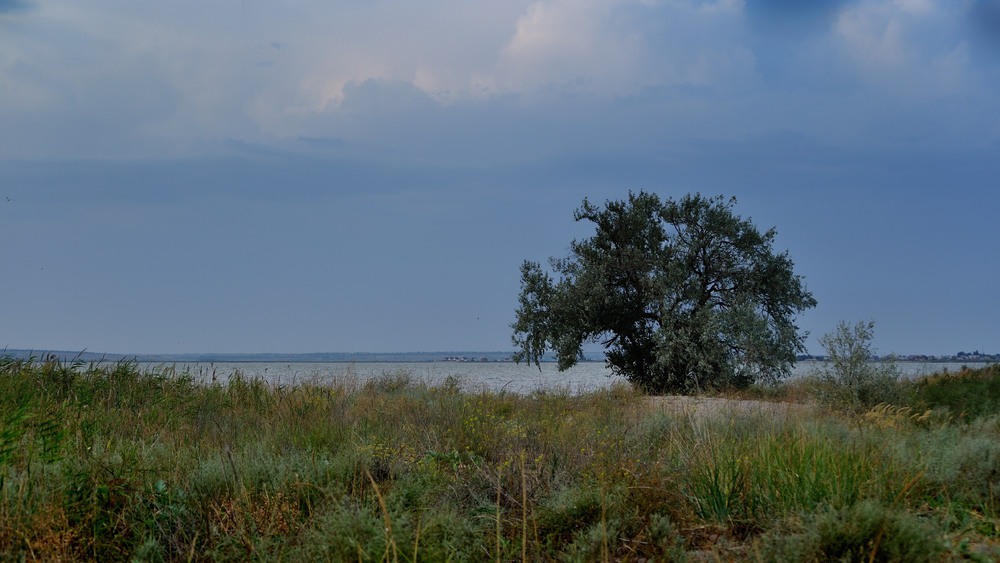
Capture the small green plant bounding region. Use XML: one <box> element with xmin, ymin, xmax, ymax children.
<box><xmin>647</xmin><ymin>513</ymin><xmax>687</xmax><ymax>561</ymax></box>
<box><xmin>813</xmin><ymin>320</ymin><xmax>902</xmax><ymax>413</ymax></box>
<box><xmin>756</xmin><ymin>500</ymin><xmax>948</xmax><ymax>562</ymax></box>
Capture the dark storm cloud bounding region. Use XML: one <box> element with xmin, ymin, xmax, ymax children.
<box><xmin>0</xmin><ymin>0</ymin><xmax>32</xmax><ymax>13</ymax></box>
<box><xmin>742</xmin><ymin>0</ymin><xmax>855</xmax><ymax>84</ymax></box>
<box><xmin>745</xmin><ymin>0</ymin><xmax>851</xmax><ymax>17</ymax></box>
<box><xmin>972</xmin><ymin>0</ymin><xmax>1000</xmax><ymax>20</ymax></box>
<box><xmin>745</xmin><ymin>0</ymin><xmax>853</xmax><ymax>32</ymax></box>
<box><xmin>970</xmin><ymin>0</ymin><xmax>1000</xmax><ymax>50</ymax></box>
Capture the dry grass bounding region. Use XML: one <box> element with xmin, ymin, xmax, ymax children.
<box><xmin>0</xmin><ymin>356</ymin><xmax>997</xmax><ymax>561</ymax></box>
<box><xmin>644</xmin><ymin>394</ymin><xmax>815</xmax><ymax>423</ymax></box>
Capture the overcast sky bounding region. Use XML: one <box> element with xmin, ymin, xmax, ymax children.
<box><xmin>2</xmin><ymin>0</ymin><xmax>998</xmax><ymax>356</ymax></box>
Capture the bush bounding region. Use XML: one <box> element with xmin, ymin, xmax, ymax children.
<box><xmin>756</xmin><ymin>500</ymin><xmax>947</xmax><ymax>562</ymax></box>
<box><xmin>911</xmin><ymin>364</ymin><xmax>1000</xmax><ymax>420</ymax></box>
<box><xmin>813</xmin><ymin>321</ymin><xmax>902</xmax><ymax>413</ymax></box>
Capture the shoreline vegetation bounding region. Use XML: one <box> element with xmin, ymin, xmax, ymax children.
<box><xmin>1</xmin><ymin>356</ymin><xmax>998</xmax><ymax>561</ymax></box>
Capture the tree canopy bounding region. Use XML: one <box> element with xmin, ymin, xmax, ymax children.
<box><xmin>512</xmin><ymin>191</ymin><xmax>817</xmax><ymax>394</ymax></box>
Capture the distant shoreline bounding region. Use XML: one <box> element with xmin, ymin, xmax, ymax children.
<box><xmin>3</xmin><ymin>348</ymin><xmax>998</xmax><ymax>365</ymax></box>
<box><xmin>2</xmin><ymin>349</ymin><xmax>519</xmax><ymax>364</ymax></box>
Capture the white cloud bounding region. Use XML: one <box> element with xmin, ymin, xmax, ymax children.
<box><xmin>832</xmin><ymin>1</ymin><xmax>980</xmax><ymax>99</ymax></box>
<box><xmin>479</xmin><ymin>0</ymin><xmax>755</xmax><ymax>97</ymax></box>
<box><xmin>485</xmin><ymin>0</ymin><xmax>643</xmax><ymax>96</ymax></box>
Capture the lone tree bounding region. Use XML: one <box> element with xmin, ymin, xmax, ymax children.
<box><xmin>512</xmin><ymin>191</ymin><xmax>816</xmax><ymax>394</ymax></box>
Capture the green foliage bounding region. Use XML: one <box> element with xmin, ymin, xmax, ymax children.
<box><xmin>813</xmin><ymin>320</ymin><xmax>903</xmax><ymax>413</ymax></box>
<box><xmin>683</xmin><ymin>415</ymin><xmax>898</xmax><ymax>525</ymax></box>
<box><xmin>647</xmin><ymin>513</ymin><xmax>687</xmax><ymax>561</ymax></box>
<box><xmin>910</xmin><ymin>364</ymin><xmax>1000</xmax><ymax>420</ymax></box>
<box><xmin>536</xmin><ymin>485</ymin><xmax>605</xmax><ymax>544</ymax></box>
<box><xmin>756</xmin><ymin>500</ymin><xmax>948</xmax><ymax>562</ymax></box>
<box><xmin>0</xmin><ymin>360</ymin><xmax>66</xmax><ymax>471</ymax></box>
<box><xmin>512</xmin><ymin>191</ymin><xmax>816</xmax><ymax>394</ymax></box>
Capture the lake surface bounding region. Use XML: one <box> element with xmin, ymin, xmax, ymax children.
<box><xmin>137</xmin><ymin>360</ymin><xmax>989</xmax><ymax>394</ymax></box>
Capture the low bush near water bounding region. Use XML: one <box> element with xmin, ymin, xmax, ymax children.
<box><xmin>909</xmin><ymin>364</ymin><xmax>1000</xmax><ymax>421</ymax></box>
<box><xmin>0</xmin><ymin>355</ymin><xmax>998</xmax><ymax>560</ymax></box>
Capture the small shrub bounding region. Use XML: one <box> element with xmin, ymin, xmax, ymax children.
<box><xmin>131</xmin><ymin>536</ymin><xmax>166</xmax><ymax>563</ymax></box>
<box><xmin>288</xmin><ymin>501</ymin><xmax>384</xmax><ymax>561</ymax></box>
<box><xmin>647</xmin><ymin>512</ymin><xmax>688</xmax><ymax>561</ymax></box>
<box><xmin>813</xmin><ymin>321</ymin><xmax>902</xmax><ymax>413</ymax></box>
<box><xmin>756</xmin><ymin>500</ymin><xmax>947</xmax><ymax>562</ymax></box>
<box><xmin>560</xmin><ymin>518</ymin><xmax>622</xmax><ymax>563</ymax></box>
<box><xmin>537</xmin><ymin>485</ymin><xmax>605</xmax><ymax>547</ymax></box>
<box><xmin>363</xmin><ymin>370</ymin><xmax>414</xmax><ymax>394</ymax></box>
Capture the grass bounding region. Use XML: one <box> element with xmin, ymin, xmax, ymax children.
<box><xmin>0</xmin><ymin>354</ymin><xmax>998</xmax><ymax>561</ymax></box>
<box><xmin>910</xmin><ymin>364</ymin><xmax>1000</xmax><ymax>421</ymax></box>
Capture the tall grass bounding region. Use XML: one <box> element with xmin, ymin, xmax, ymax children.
<box><xmin>0</xmin><ymin>355</ymin><xmax>997</xmax><ymax>560</ymax></box>
<box><xmin>909</xmin><ymin>364</ymin><xmax>1000</xmax><ymax>420</ymax></box>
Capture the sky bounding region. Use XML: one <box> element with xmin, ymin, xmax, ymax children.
<box><xmin>1</xmin><ymin>0</ymin><xmax>998</xmax><ymax>357</ymax></box>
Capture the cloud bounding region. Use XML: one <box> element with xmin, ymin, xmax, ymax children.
<box><xmin>0</xmin><ymin>0</ymin><xmax>32</xmax><ymax>13</ymax></box>
<box><xmin>825</xmin><ymin>1</ymin><xmax>996</xmax><ymax>103</ymax></box>
<box><xmin>485</xmin><ymin>0</ymin><xmax>643</xmax><ymax>96</ymax></box>
<box><xmin>0</xmin><ymin>51</ymin><xmax>184</xmax><ymax>158</ymax></box>
<box><xmin>2</xmin><ymin>0</ymin><xmax>999</xmax><ymax>163</ymax></box>
<box><xmin>483</xmin><ymin>0</ymin><xmax>756</xmax><ymax>98</ymax></box>
<box><xmin>744</xmin><ymin>0</ymin><xmax>852</xmax><ymax>31</ymax></box>
<box><xmin>835</xmin><ymin>3</ymin><xmax>910</xmax><ymax>67</ymax></box>
<box><xmin>971</xmin><ymin>0</ymin><xmax>1000</xmax><ymax>23</ymax></box>
<box><xmin>746</xmin><ymin>0</ymin><xmax>850</xmax><ymax>17</ymax></box>
<box><xmin>969</xmin><ymin>0</ymin><xmax>1000</xmax><ymax>54</ymax></box>
<box><xmin>338</xmin><ymin>78</ymin><xmax>439</xmax><ymax>117</ymax></box>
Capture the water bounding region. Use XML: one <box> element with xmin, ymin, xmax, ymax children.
<box><xmin>137</xmin><ymin>360</ymin><xmax>989</xmax><ymax>394</ymax></box>
<box><xmin>138</xmin><ymin>361</ymin><xmax>624</xmax><ymax>394</ymax></box>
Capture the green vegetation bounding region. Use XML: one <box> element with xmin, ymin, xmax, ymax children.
<box><xmin>811</xmin><ymin>320</ymin><xmax>904</xmax><ymax>414</ymax></box>
<box><xmin>512</xmin><ymin>191</ymin><xmax>816</xmax><ymax>394</ymax></box>
<box><xmin>911</xmin><ymin>364</ymin><xmax>1000</xmax><ymax>421</ymax></box>
<box><xmin>1</xmin><ymin>355</ymin><xmax>999</xmax><ymax>561</ymax></box>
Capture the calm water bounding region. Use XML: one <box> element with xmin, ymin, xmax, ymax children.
<box><xmin>137</xmin><ymin>360</ymin><xmax>988</xmax><ymax>394</ymax></box>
